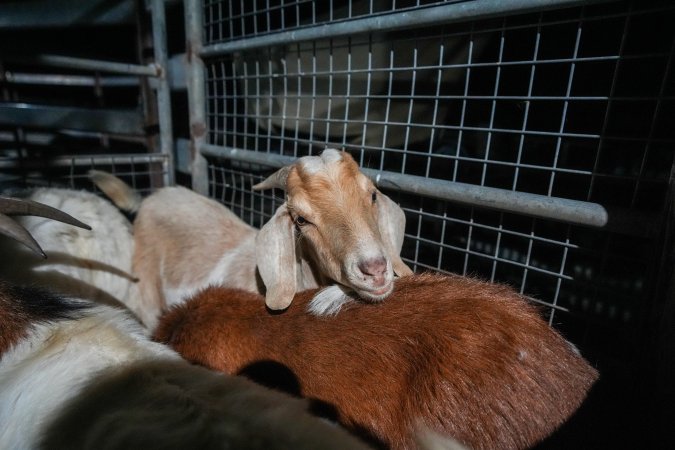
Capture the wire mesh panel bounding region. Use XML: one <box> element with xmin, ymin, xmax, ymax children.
<box><xmin>0</xmin><ymin>152</ymin><xmax>170</xmax><ymax>196</ymax></box>
<box><xmin>0</xmin><ymin>3</ymin><xmax>174</xmax><ymax>191</ymax></box>
<box><xmin>204</xmin><ymin>0</ymin><xmax>674</xmax><ymax>321</ymax></box>
<box><xmin>204</xmin><ymin>0</ymin><xmax>456</xmax><ymax>45</ymax></box>
<box><xmin>199</xmin><ymin>1</ymin><xmax>674</xmax><ymax>447</ymax></box>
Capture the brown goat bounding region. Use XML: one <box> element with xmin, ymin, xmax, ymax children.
<box><xmin>155</xmin><ymin>273</ymin><xmax>598</xmax><ymax>450</ymax></box>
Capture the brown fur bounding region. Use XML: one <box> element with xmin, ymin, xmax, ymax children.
<box><xmin>0</xmin><ymin>281</ymin><xmax>88</xmax><ymax>357</ymax></box>
<box><xmin>0</xmin><ymin>282</ymin><xmax>33</xmax><ymax>356</ymax></box>
<box><xmin>155</xmin><ymin>273</ymin><xmax>599</xmax><ymax>450</ymax></box>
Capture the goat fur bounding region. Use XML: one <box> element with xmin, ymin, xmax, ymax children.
<box><xmin>0</xmin><ymin>188</ymin><xmax>141</xmax><ymax>316</ymax></box>
<box><xmin>0</xmin><ymin>280</ymin><xmax>374</xmax><ymax>450</ymax></box>
<box><xmin>155</xmin><ymin>273</ymin><xmax>599</xmax><ymax>450</ymax></box>
<box><xmin>91</xmin><ymin>149</ymin><xmax>412</xmax><ymax>330</ymax></box>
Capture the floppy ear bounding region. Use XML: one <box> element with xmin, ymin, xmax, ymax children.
<box><xmin>255</xmin><ymin>204</ymin><xmax>297</xmax><ymax>310</ymax></box>
<box><xmin>376</xmin><ymin>191</ymin><xmax>413</xmax><ymax>277</ymax></box>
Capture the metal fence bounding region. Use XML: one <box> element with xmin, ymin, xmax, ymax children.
<box><xmin>192</xmin><ymin>0</ymin><xmax>673</xmax><ymax>320</ymax></box>
<box><xmin>3</xmin><ymin>0</ymin><xmax>670</xmax><ymax>447</ymax></box>
<box><xmin>0</xmin><ymin>0</ymin><xmax>174</xmax><ymax>193</ymax></box>
<box><xmin>186</xmin><ymin>1</ymin><xmax>675</xmax><ymax>446</ymax></box>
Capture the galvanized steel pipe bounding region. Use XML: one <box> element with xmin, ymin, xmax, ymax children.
<box><xmin>200</xmin><ymin>0</ymin><xmax>610</xmax><ymax>57</ymax></box>
<box><xmin>200</xmin><ymin>144</ymin><xmax>608</xmax><ymax>228</ymax></box>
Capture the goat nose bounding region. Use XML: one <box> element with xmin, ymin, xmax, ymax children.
<box><xmin>358</xmin><ymin>257</ymin><xmax>387</xmax><ymax>278</ymax></box>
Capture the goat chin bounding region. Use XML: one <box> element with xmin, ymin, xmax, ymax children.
<box><xmin>155</xmin><ymin>272</ymin><xmax>599</xmax><ymax>450</ymax></box>
<box><xmin>0</xmin><ymin>281</ymin><xmax>374</xmax><ymax>450</ymax></box>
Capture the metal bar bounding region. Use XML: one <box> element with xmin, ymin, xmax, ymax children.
<box><xmin>0</xmin><ymin>129</ymin><xmax>149</xmax><ymax>145</ymax></box>
<box><xmin>151</xmin><ymin>0</ymin><xmax>175</xmax><ymax>186</ymax></box>
<box><xmin>200</xmin><ymin>144</ymin><xmax>609</xmax><ymax>227</ymax></box>
<box><xmin>1</xmin><ymin>72</ymin><xmax>139</xmax><ymax>87</ymax></box>
<box><xmin>371</xmin><ymin>170</ymin><xmax>608</xmax><ymax>227</ymax></box>
<box><xmin>0</xmin><ymin>153</ymin><xmax>168</xmax><ymax>169</ymax></box>
<box><xmin>0</xmin><ymin>0</ymin><xmax>134</xmax><ymax>28</ymax></box>
<box><xmin>185</xmin><ymin>0</ymin><xmax>209</xmax><ymax>195</ymax></box>
<box><xmin>0</xmin><ymin>103</ymin><xmax>145</xmax><ymax>135</ymax></box>
<box><xmin>5</xmin><ymin>54</ymin><xmax>158</xmax><ymax>77</ymax></box>
<box><xmin>200</xmin><ymin>0</ymin><xmax>611</xmax><ymax>57</ymax></box>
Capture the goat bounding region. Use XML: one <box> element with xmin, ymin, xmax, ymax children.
<box><xmin>0</xmin><ymin>198</ymin><xmax>376</xmax><ymax>450</ymax></box>
<box><xmin>155</xmin><ymin>273</ymin><xmax>600</xmax><ymax>450</ymax></box>
<box><xmin>0</xmin><ymin>188</ymin><xmax>143</xmax><ymax>317</ymax></box>
<box><xmin>91</xmin><ymin>148</ymin><xmax>413</xmax><ymax>330</ymax></box>
<box><xmin>0</xmin><ymin>281</ymin><xmax>380</xmax><ymax>450</ymax></box>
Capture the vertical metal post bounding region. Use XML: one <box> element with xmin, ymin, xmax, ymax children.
<box><xmin>151</xmin><ymin>0</ymin><xmax>175</xmax><ymax>186</ymax></box>
<box><xmin>185</xmin><ymin>0</ymin><xmax>209</xmax><ymax>195</ymax></box>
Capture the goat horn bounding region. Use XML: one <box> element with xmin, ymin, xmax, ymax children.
<box><xmin>0</xmin><ymin>196</ymin><xmax>91</xmax><ymax>258</ymax></box>
<box><xmin>0</xmin><ymin>213</ymin><xmax>47</xmax><ymax>257</ymax></box>
<box><xmin>0</xmin><ymin>196</ymin><xmax>91</xmax><ymax>230</ymax></box>
<box><xmin>252</xmin><ymin>166</ymin><xmax>291</xmax><ymax>191</ymax></box>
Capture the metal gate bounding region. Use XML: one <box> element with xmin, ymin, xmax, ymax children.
<box><xmin>0</xmin><ymin>0</ymin><xmax>174</xmax><ymax>195</ymax></box>
<box><xmin>0</xmin><ymin>0</ymin><xmax>672</xmax><ymax>447</ymax></box>
<box><xmin>184</xmin><ymin>0</ymin><xmax>675</xmax><ymax>448</ymax></box>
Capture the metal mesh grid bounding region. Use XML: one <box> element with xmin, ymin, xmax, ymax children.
<box><xmin>206</xmin><ymin>2</ymin><xmax>675</xmax><ymax>210</ymax></box>
<box><xmin>207</xmin><ymin>159</ymin><xmax>652</xmax><ymax>330</ymax></box>
<box><xmin>0</xmin><ymin>153</ymin><xmax>169</xmax><ymax>196</ymax></box>
<box><xmin>203</xmin><ymin>0</ymin><xmax>674</xmax><ymax>329</ymax></box>
<box><xmin>204</xmin><ymin>0</ymin><xmax>454</xmax><ymax>45</ymax></box>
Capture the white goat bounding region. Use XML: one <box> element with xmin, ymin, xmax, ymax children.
<box><xmin>0</xmin><ymin>188</ymin><xmax>142</xmax><ymax>318</ymax></box>
<box><xmin>91</xmin><ymin>148</ymin><xmax>413</xmax><ymax>330</ymax></box>
<box><xmin>0</xmin><ymin>280</ymin><xmax>378</xmax><ymax>450</ymax></box>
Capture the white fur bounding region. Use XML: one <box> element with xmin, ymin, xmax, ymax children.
<box><xmin>164</xmin><ymin>234</ymin><xmax>259</xmax><ymax>308</ymax></box>
<box><xmin>0</xmin><ymin>306</ymin><xmax>179</xmax><ymax>449</ymax></box>
<box><xmin>298</xmin><ymin>149</ymin><xmax>343</xmax><ymax>175</ymax></box>
<box><xmin>0</xmin><ymin>188</ymin><xmax>139</xmax><ymax>314</ymax></box>
<box><xmin>307</xmin><ymin>285</ymin><xmax>354</xmax><ymax>316</ymax></box>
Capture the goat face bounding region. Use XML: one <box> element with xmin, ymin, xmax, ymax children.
<box><xmin>254</xmin><ymin>149</ymin><xmax>412</xmax><ymax>310</ymax></box>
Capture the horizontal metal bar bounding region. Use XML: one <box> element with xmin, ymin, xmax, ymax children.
<box><xmin>0</xmin><ymin>103</ymin><xmax>146</xmax><ymax>136</ymax></box>
<box><xmin>200</xmin><ymin>144</ymin><xmax>608</xmax><ymax>227</ymax></box>
<box><xmin>4</xmin><ymin>55</ymin><xmax>158</xmax><ymax>77</ymax></box>
<box><xmin>200</xmin><ymin>0</ymin><xmax>609</xmax><ymax>57</ymax></box>
<box><xmin>0</xmin><ymin>0</ymin><xmax>134</xmax><ymax>28</ymax></box>
<box><xmin>1</xmin><ymin>72</ymin><xmax>140</xmax><ymax>87</ymax></box>
<box><xmin>370</xmin><ymin>170</ymin><xmax>608</xmax><ymax>227</ymax></box>
<box><xmin>0</xmin><ymin>153</ymin><xmax>168</xmax><ymax>170</ymax></box>
<box><xmin>201</xmin><ymin>144</ymin><xmax>298</xmax><ymax>169</ymax></box>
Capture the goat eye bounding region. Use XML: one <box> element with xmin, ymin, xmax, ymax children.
<box><xmin>295</xmin><ymin>216</ymin><xmax>308</xmax><ymax>226</ymax></box>
<box><xmin>371</xmin><ymin>191</ymin><xmax>377</xmax><ymax>203</ymax></box>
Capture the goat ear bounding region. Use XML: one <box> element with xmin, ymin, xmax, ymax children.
<box><xmin>376</xmin><ymin>191</ymin><xmax>414</xmax><ymax>277</ymax></box>
<box><xmin>256</xmin><ymin>204</ymin><xmax>297</xmax><ymax>310</ymax></box>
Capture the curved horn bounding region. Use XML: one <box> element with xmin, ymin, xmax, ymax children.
<box><xmin>0</xmin><ymin>213</ymin><xmax>46</xmax><ymax>258</ymax></box>
<box><xmin>0</xmin><ymin>196</ymin><xmax>91</xmax><ymax>230</ymax></box>
<box><xmin>252</xmin><ymin>166</ymin><xmax>292</xmax><ymax>191</ymax></box>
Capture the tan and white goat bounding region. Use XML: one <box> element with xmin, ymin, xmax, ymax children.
<box><xmin>92</xmin><ymin>148</ymin><xmax>413</xmax><ymax>330</ymax></box>
<box><xmin>155</xmin><ymin>273</ymin><xmax>599</xmax><ymax>450</ymax></box>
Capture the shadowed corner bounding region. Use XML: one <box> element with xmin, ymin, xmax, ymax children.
<box><xmin>237</xmin><ymin>359</ymin><xmax>388</xmax><ymax>450</ymax></box>
<box><xmin>264</xmin><ymin>305</ymin><xmax>290</xmax><ymax>316</ymax></box>
<box><xmin>237</xmin><ymin>360</ymin><xmax>303</xmax><ymax>397</ymax></box>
